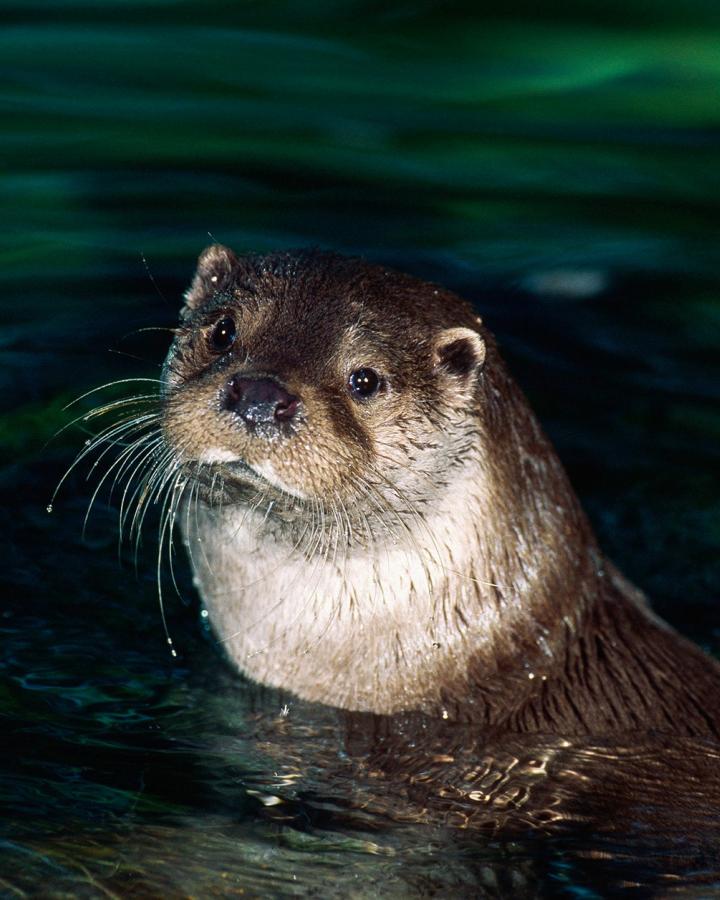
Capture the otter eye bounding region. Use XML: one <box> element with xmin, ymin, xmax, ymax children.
<box><xmin>348</xmin><ymin>368</ymin><xmax>380</xmax><ymax>400</ymax></box>
<box><xmin>210</xmin><ymin>316</ymin><xmax>236</xmax><ymax>352</ymax></box>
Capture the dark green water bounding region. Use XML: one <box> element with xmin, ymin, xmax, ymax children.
<box><xmin>3</xmin><ymin>2</ymin><xmax>720</xmax><ymax>896</ymax></box>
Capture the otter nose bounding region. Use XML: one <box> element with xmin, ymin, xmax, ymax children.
<box><xmin>223</xmin><ymin>375</ymin><xmax>300</xmax><ymax>425</ymax></box>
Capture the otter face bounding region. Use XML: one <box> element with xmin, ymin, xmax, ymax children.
<box><xmin>161</xmin><ymin>245</ymin><xmax>487</xmax><ymax>535</ymax></box>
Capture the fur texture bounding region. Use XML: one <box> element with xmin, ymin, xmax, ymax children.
<box><xmin>160</xmin><ymin>246</ymin><xmax>720</xmax><ymax>733</ymax></box>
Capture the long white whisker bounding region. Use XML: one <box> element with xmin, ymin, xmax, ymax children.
<box><xmin>82</xmin><ymin>427</ymin><xmax>162</xmax><ymax>539</ymax></box>
<box><xmin>49</xmin><ymin>403</ymin><xmax>160</xmax><ymax>507</ymax></box>
<box><xmin>117</xmin><ymin>438</ymin><xmax>166</xmax><ymax>538</ymax></box>
<box><xmin>62</xmin><ymin>378</ymin><xmax>163</xmax><ymax>410</ymax></box>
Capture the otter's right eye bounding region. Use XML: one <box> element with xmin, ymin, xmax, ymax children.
<box><xmin>210</xmin><ymin>317</ymin><xmax>236</xmax><ymax>352</ymax></box>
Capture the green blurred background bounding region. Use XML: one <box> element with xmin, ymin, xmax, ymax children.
<box><xmin>2</xmin><ymin>1</ymin><xmax>720</xmax><ymax>894</ymax></box>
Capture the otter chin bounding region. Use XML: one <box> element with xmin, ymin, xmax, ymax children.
<box><xmin>159</xmin><ymin>244</ymin><xmax>720</xmax><ymax>734</ymax></box>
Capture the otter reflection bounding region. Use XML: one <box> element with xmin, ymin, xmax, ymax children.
<box><xmin>245</xmin><ymin>702</ymin><xmax>720</xmax><ymax>893</ymax></box>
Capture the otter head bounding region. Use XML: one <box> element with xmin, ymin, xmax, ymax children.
<box><xmin>160</xmin><ymin>246</ymin><xmax>595</xmax><ymax>715</ymax></box>
<box><xmin>162</xmin><ymin>245</ymin><xmax>488</xmax><ymax>518</ymax></box>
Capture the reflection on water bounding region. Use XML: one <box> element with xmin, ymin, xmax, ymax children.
<box><xmin>3</xmin><ymin>0</ymin><xmax>720</xmax><ymax>895</ymax></box>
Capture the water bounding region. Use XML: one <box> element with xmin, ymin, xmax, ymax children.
<box><xmin>3</xmin><ymin>2</ymin><xmax>720</xmax><ymax>895</ymax></box>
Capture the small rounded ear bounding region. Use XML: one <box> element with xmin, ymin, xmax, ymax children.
<box><xmin>432</xmin><ymin>326</ymin><xmax>486</xmax><ymax>379</ymax></box>
<box><xmin>183</xmin><ymin>244</ymin><xmax>240</xmax><ymax>313</ymax></box>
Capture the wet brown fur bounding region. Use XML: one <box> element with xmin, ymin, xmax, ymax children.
<box><xmin>161</xmin><ymin>245</ymin><xmax>720</xmax><ymax>737</ymax></box>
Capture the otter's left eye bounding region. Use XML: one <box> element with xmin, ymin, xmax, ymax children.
<box><xmin>210</xmin><ymin>316</ymin><xmax>236</xmax><ymax>352</ymax></box>
<box><xmin>348</xmin><ymin>368</ymin><xmax>380</xmax><ymax>400</ymax></box>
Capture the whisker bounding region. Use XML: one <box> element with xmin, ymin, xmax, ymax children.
<box><xmin>50</xmin><ymin>413</ymin><xmax>160</xmax><ymax>513</ymax></box>
<box><xmin>82</xmin><ymin>427</ymin><xmax>162</xmax><ymax>539</ymax></box>
<box><xmin>118</xmin><ymin>436</ymin><xmax>167</xmax><ymax>555</ymax></box>
<box><xmin>46</xmin><ymin>392</ymin><xmax>159</xmax><ymax>450</ymax></box>
<box><xmin>62</xmin><ymin>379</ymin><xmax>162</xmax><ymax>411</ymax></box>
<box><xmin>156</xmin><ymin>468</ymin><xmax>189</xmax><ymax>653</ymax></box>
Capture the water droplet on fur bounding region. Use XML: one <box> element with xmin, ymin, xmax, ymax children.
<box><xmin>170</xmin><ymin>649</ymin><xmax>177</xmax><ymax>658</ymax></box>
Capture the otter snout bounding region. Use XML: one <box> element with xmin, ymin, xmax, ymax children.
<box><xmin>223</xmin><ymin>374</ymin><xmax>300</xmax><ymax>426</ymax></box>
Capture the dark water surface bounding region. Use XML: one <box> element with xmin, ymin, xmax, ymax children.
<box><xmin>3</xmin><ymin>2</ymin><xmax>720</xmax><ymax>896</ymax></box>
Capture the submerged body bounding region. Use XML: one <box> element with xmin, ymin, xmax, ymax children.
<box><xmin>161</xmin><ymin>245</ymin><xmax>720</xmax><ymax>735</ymax></box>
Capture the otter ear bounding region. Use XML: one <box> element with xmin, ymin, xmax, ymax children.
<box><xmin>432</xmin><ymin>327</ymin><xmax>486</xmax><ymax>381</ymax></box>
<box><xmin>183</xmin><ymin>244</ymin><xmax>240</xmax><ymax>314</ymax></box>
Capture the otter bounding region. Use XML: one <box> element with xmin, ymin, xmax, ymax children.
<box><xmin>158</xmin><ymin>244</ymin><xmax>720</xmax><ymax>736</ymax></box>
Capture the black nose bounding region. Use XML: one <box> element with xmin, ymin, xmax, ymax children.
<box><xmin>223</xmin><ymin>375</ymin><xmax>300</xmax><ymax>425</ymax></box>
